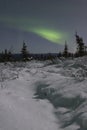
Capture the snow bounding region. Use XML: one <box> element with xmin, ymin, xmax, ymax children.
<box><xmin>0</xmin><ymin>63</ymin><xmax>59</xmax><ymax>130</ymax></box>
<box><xmin>0</xmin><ymin>57</ymin><xmax>87</xmax><ymax>130</ymax></box>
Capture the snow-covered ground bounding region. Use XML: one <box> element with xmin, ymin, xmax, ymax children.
<box><xmin>0</xmin><ymin>57</ymin><xmax>87</xmax><ymax>130</ymax></box>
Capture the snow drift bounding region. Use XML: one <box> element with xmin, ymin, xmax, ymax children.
<box><xmin>0</xmin><ymin>57</ymin><xmax>87</xmax><ymax>130</ymax></box>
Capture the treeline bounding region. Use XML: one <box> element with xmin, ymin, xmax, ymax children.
<box><xmin>0</xmin><ymin>42</ymin><xmax>30</xmax><ymax>62</ymax></box>
<box><xmin>0</xmin><ymin>33</ymin><xmax>87</xmax><ymax>62</ymax></box>
<box><xmin>57</xmin><ymin>32</ymin><xmax>87</xmax><ymax>58</ymax></box>
<box><xmin>62</xmin><ymin>32</ymin><xmax>87</xmax><ymax>58</ymax></box>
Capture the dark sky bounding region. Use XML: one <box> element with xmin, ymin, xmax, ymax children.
<box><xmin>0</xmin><ymin>0</ymin><xmax>87</xmax><ymax>53</ymax></box>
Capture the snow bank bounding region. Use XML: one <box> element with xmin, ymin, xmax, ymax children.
<box><xmin>0</xmin><ymin>57</ymin><xmax>87</xmax><ymax>130</ymax></box>
<box><xmin>0</xmin><ymin>62</ymin><xmax>60</xmax><ymax>130</ymax></box>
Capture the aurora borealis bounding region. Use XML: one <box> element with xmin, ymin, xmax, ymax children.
<box><xmin>0</xmin><ymin>16</ymin><xmax>66</xmax><ymax>44</ymax></box>
<box><xmin>31</xmin><ymin>28</ymin><xmax>64</xmax><ymax>44</ymax></box>
<box><xmin>0</xmin><ymin>0</ymin><xmax>87</xmax><ymax>53</ymax></box>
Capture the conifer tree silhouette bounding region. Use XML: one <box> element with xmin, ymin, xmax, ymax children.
<box><xmin>21</xmin><ymin>41</ymin><xmax>29</xmax><ymax>61</ymax></box>
<box><xmin>63</xmin><ymin>41</ymin><xmax>68</xmax><ymax>57</ymax></box>
<box><xmin>75</xmin><ymin>32</ymin><xmax>85</xmax><ymax>56</ymax></box>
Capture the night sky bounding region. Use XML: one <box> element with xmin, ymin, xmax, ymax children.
<box><xmin>0</xmin><ymin>0</ymin><xmax>87</xmax><ymax>53</ymax></box>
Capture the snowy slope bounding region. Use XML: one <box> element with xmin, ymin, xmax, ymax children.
<box><xmin>0</xmin><ymin>57</ymin><xmax>87</xmax><ymax>130</ymax></box>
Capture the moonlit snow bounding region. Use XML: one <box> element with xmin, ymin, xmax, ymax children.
<box><xmin>0</xmin><ymin>57</ymin><xmax>87</xmax><ymax>130</ymax></box>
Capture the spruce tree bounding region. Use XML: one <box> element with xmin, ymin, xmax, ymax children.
<box><xmin>63</xmin><ymin>41</ymin><xmax>68</xmax><ymax>57</ymax></box>
<box><xmin>75</xmin><ymin>33</ymin><xmax>85</xmax><ymax>56</ymax></box>
<box><xmin>21</xmin><ymin>42</ymin><xmax>29</xmax><ymax>61</ymax></box>
<box><xmin>4</xmin><ymin>49</ymin><xmax>8</xmax><ymax>62</ymax></box>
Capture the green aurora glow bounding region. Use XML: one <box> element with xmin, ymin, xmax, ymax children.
<box><xmin>0</xmin><ymin>16</ymin><xmax>68</xmax><ymax>44</ymax></box>
<box><xmin>30</xmin><ymin>28</ymin><xmax>63</xmax><ymax>43</ymax></box>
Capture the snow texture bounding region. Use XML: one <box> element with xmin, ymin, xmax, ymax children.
<box><xmin>0</xmin><ymin>57</ymin><xmax>87</xmax><ymax>130</ymax></box>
